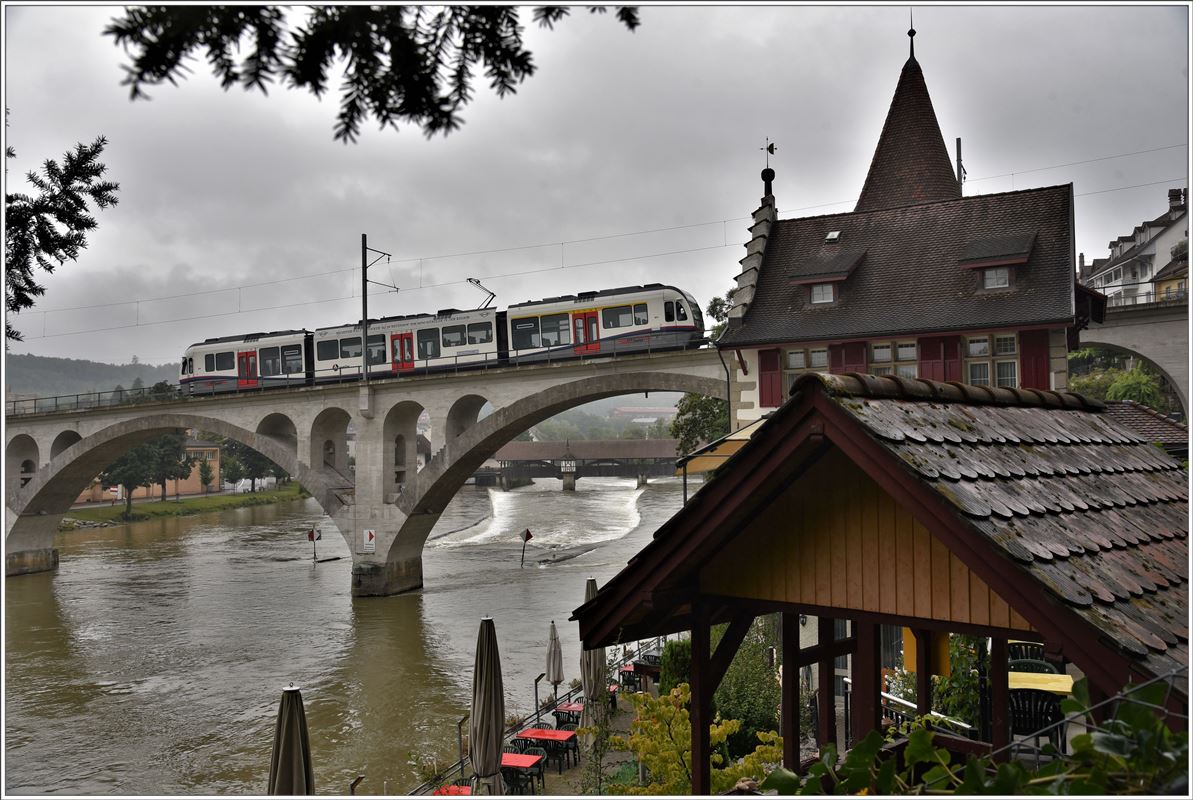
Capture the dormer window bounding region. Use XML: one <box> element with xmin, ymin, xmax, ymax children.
<box><xmin>824</xmin><ymin>230</ymin><xmax>841</xmax><ymax>243</ymax></box>
<box><xmin>810</xmin><ymin>283</ymin><xmax>835</xmax><ymax>304</ymax></box>
<box><xmin>983</xmin><ymin>267</ymin><xmax>1010</xmax><ymax>289</ymax></box>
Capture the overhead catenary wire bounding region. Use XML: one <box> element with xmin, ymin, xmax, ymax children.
<box><xmin>13</xmin><ymin>169</ymin><xmax>1189</xmax><ymax>345</ymax></box>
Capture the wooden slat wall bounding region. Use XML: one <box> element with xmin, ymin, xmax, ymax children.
<box><xmin>700</xmin><ymin>447</ymin><xmax>1034</xmax><ymax>633</ymax></box>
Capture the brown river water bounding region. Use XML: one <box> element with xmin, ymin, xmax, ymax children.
<box><xmin>4</xmin><ymin>477</ymin><xmax>685</xmax><ymax>795</ymax></box>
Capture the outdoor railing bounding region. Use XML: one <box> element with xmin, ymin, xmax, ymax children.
<box><xmin>841</xmin><ymin>676</ymin><xmax>976</xmax><ymax>748</ymax></box>
<box><xmin>405</xmin><ymin>636</ymin><xmax>666</xmax><ymax>795</ymax></box>
<box><xmin>1105</xmin><ymin>288</ymin><xmax>1187</xmax><ymax>308</ymax></box>
<box><xmin>5</xmin><ymin>337</ymin><xmax>711</xmax><ymax>418</ymax></box>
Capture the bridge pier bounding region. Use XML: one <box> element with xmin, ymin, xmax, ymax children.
<box><xmin>5</xmin><ymin>509</ymin><xmax>63</xmax><ymax>577</ymax></box>
<box><xmin>636</xmin><ymin>472</ymin><xmax>648</xmax><ymax>488</ymax></box>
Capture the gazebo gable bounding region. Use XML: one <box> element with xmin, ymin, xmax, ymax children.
<box><xmin>699</xmin><ymin>446</ymin><xmax>1036</xmax><ymax>636</ymax></box>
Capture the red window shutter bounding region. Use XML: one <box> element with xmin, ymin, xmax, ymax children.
<box><xmin>917</xmin><ymin>336</ymin><xmax>961</xmax><ymax>382</ymax></box>
<box><xmin>1019</xmin><ymin>329</ymin><xmax>1051</xmax><ymax>389</ymax></box>
<box><xmin>828</xmin><ymin>343</ymin><xmax>867</xmax><ymax>374</ymax></box>
<box><xmin>759</xmin><ymin>348</ymin><xmax>782</xmax><ymax>407</ymax></box>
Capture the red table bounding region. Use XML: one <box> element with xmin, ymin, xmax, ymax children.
<box><xmin>502</xmin><ymin>752</ymin><xmax>543</xmax><ymax>769</ymax></box>
<box><xmin>555</xmin><ymin>701</ymin><xmax>584</xmax><ymax>714</ymax></box>
<box><xmin>433</xmin><ymin>785</ymin><xmax>470</xmax><ymax>795</ymax></box>
<box><xmin>516</xmin><ymin>727</ymin><xmax>576</xmax><ymax>742</ymax></box>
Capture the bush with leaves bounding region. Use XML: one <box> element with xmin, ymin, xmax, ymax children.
<box><xmin>659</xmin><ymin>637</ymin><xmax>691</xmax><ymax>696</ymax></box>
<box><xmin>760</xmin><ymin>677</ymin><xmax>1187</xmax><ymax>796</ymax></box>
<box><xmin>609</xmin><ymin>683</ymin><xmax>783</xmax><ymax>795</ymax></box>
<box><xmin>713</xmin><ymin>618</ymin><xmax>781</xmax><ymax>759</ymax></box>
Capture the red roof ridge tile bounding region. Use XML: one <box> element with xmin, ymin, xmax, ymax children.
<box><xmin>797</xmin><ymin>371</ymin><xmax>1106</xmax><ymax>411</ymax></box>
<box><xmin>1106</xmin><ymin>399</ymin><xmax>1188</xmax><ymax>431</ymax></box>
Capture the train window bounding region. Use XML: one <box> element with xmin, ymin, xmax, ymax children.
<box><xmin>602</xmin><ymin>305</ymin><xmax>634</xmax><ymax>329</ymax></box>
<box><xmin>442</xmin><ymin>325</ymin><xmax>467</xmax><ymax>348</ymax></box>
<box><xmin>417</xmin><ymin>328</ymin><xmax>440</xmax><ymax>360</ymax></box>
<box><xmin>633</xmin><ymin>303</ymin><xmax>649</xmax><ymax>325</ymax></box>
<box><xmin>511</xmin><ymin>317</ymin><xmax>540</xmax><ymax>350</ymax></box>
<box><xmin>216</xmin><ymin>352</ymin><xmax>235</xmax><ymax>371</ymax></box>
<box><xmin>675</xmin><ymin>301</ymin><xmax>689</xmax><ymax>321</ymax></box>
<box><xmin>205</xmin><ymin>354</ymin><xmax>215</xmax><ymax>372</ymax></box>
<box><xmin>367</xmin><ymin>334</ymin><xmax>386</xmax><ymax>365</ymax></box>
<box><xmin>316</xmin><ymin>340</ymin><xmax>339</xmax><ymax>361</ymax></box>
<box><xmin>540</xmin><ymin>314</ymin><xmax>570</xmax><ymax>347</ymax></box>
<box><xmin>180</xmin><ymin>358</ymin><xmax>187</xmax><ymax>375</ymax></box>
<box><xmin>282</xmin><ymin>345</ymin><xmax>303</xmax><ymax>374</ymax></box>
<box><xmin>467</xmin><ymin>322</ymin><xmax>493</xmax><ymax>345</ymax></box>
<box><xmin>665</xmin><ymin>301</ymin><xmax>675</xmax><ymax>322</ymax></box>
<box><xmin>260</xmin><ymin>347</ymin><xmax>282</xmax><ymax>377</ymax></box>
<box><xmin>340</xmin><ymin>337</ymin><xmax>362</xmax><ymax>359</ymax></box>
<box><xmin>188</xmin><ymin>358</ymin><xmax>194</xmax><ymax>374</ymax></box>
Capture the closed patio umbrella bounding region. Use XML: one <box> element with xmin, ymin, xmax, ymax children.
<box><xmin>579</xmin><ymin>578</ymin><xmax>607</xmax><ymax>749</ymax></box>
<box><xmin>546</xmin><ymin>621</ymin><xmax>565</xmax><ymax>701</ymax></box>
<box><xmin>267</xmin><ymin>683</ymin><xmax>314</xmax><ymax>795</ymax></box>
<box><xmin>470</xmin><ymin>617</ymin><xmax>505</xmax><ymax>795</ymax></box>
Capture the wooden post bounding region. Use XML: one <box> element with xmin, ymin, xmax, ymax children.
<box><xmin>782</xmin><ymin>612</ymin><xmax>801</xmax><ymax>771</ymax></box>
<box><xmin>816</xmin><ymin>617</ymin><xmax>837</xmax><ymax>749</ymax></box>
<box><xmin>852</xmin><ymin>620</ymin><xmax>881</xmax><ymax>743</ymax></box>
<box><xmin>990</xmin><ymin>636</ymin><xmax>1010</xmax><ymax>757</ymax></box>
<box><xmin>690</xmin><ymin>603</ymin><xmax>711</xmax><ymax>795</ymax></box>
<box><xmin>914</xmin><ymin>628</ymin><xmax>932</xmax><ymax>716</ymax></box>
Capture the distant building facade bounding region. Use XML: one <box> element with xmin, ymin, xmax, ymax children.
<box><xmin>1079</xmin><ymin>188</ymin><xmax>1188</xmax><ymax>305</ymax></box>
<box><xmin>75</xmin><ymin>438</ymin><xmax>221</xmax><ymax>503</ymax></box>
<box><xmin>718</xmin><ymin>36</ymin><xmax>1098</xmax><ymax>427</ymax></box>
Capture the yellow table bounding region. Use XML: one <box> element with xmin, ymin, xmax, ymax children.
<box><xmin>1009</xmin><ymin>672</ymin><xmax>1074</xmax><ymax>696</ymax></box>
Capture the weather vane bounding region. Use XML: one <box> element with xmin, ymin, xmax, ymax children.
<box><xmin>760</xmin><ymin>137</ymin><xmax>777</xmax><ymax>168</ymax></box>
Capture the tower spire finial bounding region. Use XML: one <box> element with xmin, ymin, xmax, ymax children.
<box><xmin>908</xmin><ymin>9</ymin><xmax>916</xmax><ymax>59</ymax></box>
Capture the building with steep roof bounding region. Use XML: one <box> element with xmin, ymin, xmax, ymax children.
<box><xmin>575</xmin><ymin>372</ymin><xmax>1188</xmax><ymax>792</ymax></box>
<box><xmin>719</xmin><ymin>32</ymin><xmax>1101</xmax><ymax>428</ymax></box>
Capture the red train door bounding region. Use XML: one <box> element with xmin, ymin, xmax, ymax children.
<box><xmin>572</xmin><ymin>311</ymin><xmax>599</xmax><ymax>355</ymax></box>
<box><xmin>392</xmin><ymin>332</ymin><xmax>414</xmax><ymax>372</ymax></box>
<box><xmin>237</xmin><ymin>350</ymin><xmax>258</xmax><ymax>388</ymax></box>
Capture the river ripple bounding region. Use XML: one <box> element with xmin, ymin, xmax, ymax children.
<box><xmin>4</xmin><ymin>477</ymin><xmax>684</xmax><ymax>795</ymax></box>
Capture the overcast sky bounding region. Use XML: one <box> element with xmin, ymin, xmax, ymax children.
<box><xmin>4</xmin><ymin>3</ymin><xmax>1189</xmax><ymax>366</ymax></box>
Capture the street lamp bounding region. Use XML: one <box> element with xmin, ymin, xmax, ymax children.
<box><xmin>533</xmin><ymin>672</ymin><xmax>547</xmax><ymax>727</ymax></box>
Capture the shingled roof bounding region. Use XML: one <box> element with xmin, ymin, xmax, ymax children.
<box><xmin>720</xmin><ymin>185</ymin><xmax>1075</xmax><ymax>346</ymax></box>
<box><xmin>855</xmin><ymin>55</ymin><xmax>960</xmax><ymax>213</ymax></box>
<box><xmin>575</xmin><ymin>373</ymin><xmax>1188</xmax><ymax>696</ymax></box>
<box><xmin>1103</xmin><ymin>400</ymin><xmax>1188</xmax><ymax>458</ymax></box>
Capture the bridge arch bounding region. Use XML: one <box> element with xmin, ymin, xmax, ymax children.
<box><xmin>1079</xmin><ymin>340</ymin><xmax>1187</xmax><ymax>418</ymax></box>
<box><xmin>310</xmin><ymin>407</ymin><xmax>352</xmax><ymax>475</ymax></box>
<box><xmin>400</xmin><ymin>371</ymin><xmax>724</xmax><ymax>546</ymax></box>
<box><xmin>256</xmin><ymin>412</ymin><xmax>298</xmax><ymax>456</ymax></box>
<box><xmin>6</xmin><ymin>434</ymin><xmax>39</xmax><ymax>493</ymax></box>
<box><xmin>51</xmin><ymin>430</ymin><xmax>83</xmax><ymax>459</ymax></box>
<box><xmin>6</xmin><ymin>413</ymin><xmax>351</xmax><ymax>572</ymax></box>
<box><xmin>383</xmin><ymin>401</ymin><xmax>426</xmax><ymax>495</ymax></box>
<box><xmin>445</xmin><ymin>394</ymin><xmax>490</xmax><ymax>443</ymax></box>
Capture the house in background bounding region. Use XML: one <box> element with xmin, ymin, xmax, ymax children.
<box><xmin>1079</xmin><ymin>188</ymin><xmax>1187</xmax><ymax>306</ymax></box>
<box><xmin>718</xmin><ymin>33</ymin><xmax>1102</xmax><ymax>428</ymax></box>
<box><xmin>75</xmin><ymin>437</ymin><xmax>221</xmax><ymax>503</ymax></box>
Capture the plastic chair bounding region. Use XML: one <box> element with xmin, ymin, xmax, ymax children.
<box><xmin>558</xmin><ymin>723</ymin><xmax>580</xmax><ymax>768</ymax></box>
<box><xmin>500</xmin><ymin>766</ymin><xmax>533</xmax><ymax>795</ymax></box>
<box><xmin>1008</xmin><ymin>689</ymin><xmax>1065</xmax><ymax>755</ymax></box>
<box><xmin>503</xmin><ymin>743</ymin><xmax>524</xmax><ymax>755</ymax></box>
<box><xmin>1007</xmin><ymin>642</ymin><xmax>1046</xmax><ymax>662</ymax></box>
<box><xmin>523</xmin><ymin>746</ymin><xmax>548</xmax><ymax>791</ymax></box>
<box><xmin>1008</xmin><ymin>658</ymin><xmax>1059</xmax><ymax>674</ymax></box>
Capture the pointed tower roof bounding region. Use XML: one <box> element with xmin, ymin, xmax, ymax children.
<box><xmin>854</xmin><ymin>33</ymin><xmax>960</xmax><ymax>213</ymax></box>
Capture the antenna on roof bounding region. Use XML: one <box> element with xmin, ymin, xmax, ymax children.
<box><xmin>467</xmin><ymin>278</ymin><xmax>496</xmax><ymax>309</ymax></box>
<box><xmin>908</xmin><ymin>8</ymin><xmax>916</xmax><ymax>59</ymax></box>
<box><xmin>760</xmin><ymin>137</ymin><xmax>777</xmax><ymax>197</ymax></box>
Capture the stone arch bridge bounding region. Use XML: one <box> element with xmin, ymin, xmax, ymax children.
<box><xmin>1081</xmin><ymin>295</ymin><xmax>1188</xmax><ymax>415</ymax></box>
<box><xmin>5</xmin><ymin>349</ymin><xmax>725</xmax><ymax>595</ymax></box>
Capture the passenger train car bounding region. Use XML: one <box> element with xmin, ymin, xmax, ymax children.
<box><xmin>179</xmin><ymin>284</ymin><xmax>703</xmax><ymax>394</ymax></box>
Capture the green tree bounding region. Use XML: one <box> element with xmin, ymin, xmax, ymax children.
<box><xmin>148</xmin><ymin>432</ymin><xmax>193</xmax><ymax>501</ymax></box>
<box><xmin>105</xmin><ymin>6</ymin><xmax>639</xmax><ymax>143</ymax></box>
<box><xmin>222</xmin><ymin>455</ymin><xmax>245</xmax><ymax>488</ymax></box>
<box><xmin>705</xmin><ymin>288</ymin><xmax>738</xmax><ymax>340</ymax></box>
<box><xmin>198</xmin><ymin>458</ymin><xmax>214</xmax><ymax>495</ymax></box>
<box><xmin>5</xmin><ymin>137</ymin><xmax>119</xmax><ymax>340</ymax></box>
<box><xmin>99</xmin><ymin>444</ymin><xmax>154</xmax><ymax>519</ymax></box>
<box><xmin>131</xmin><ymin>375</ymin><xmax>144</xmax><ymax>392</ymax></box>
<box><xmin>670</xmin><ymin>393</ymin><xmax>729</xmax><ymax>455</ymax></box>
<box><xmin>223</xmin><ymin>439</ymin><xmax>277</xmax><ymax>491</ymax></box>
<box><xmin>713</xmin><ymin>618</ymin><xmax>781</xmax><ymax>759</ymax></box>
<box><xmin>1106</xmin><ymin>366</ymin><xmax>1165</xmax><ymax>408</ymax></box>
<box><xmin>660</xmin><ymin>637</ymin><xmax>692</xmax><ymax>695</ymax></box>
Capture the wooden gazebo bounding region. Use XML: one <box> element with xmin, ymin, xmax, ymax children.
<box><xmin>573</xmin><ymin>373</ymin><xmax>1187</xmax><ymax>794</ymax></box>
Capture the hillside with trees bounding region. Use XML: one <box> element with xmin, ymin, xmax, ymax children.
<box><xmin>5</xmin><ymin>353</ymin><xmax>176</xmax><ymax>398</ymax></box>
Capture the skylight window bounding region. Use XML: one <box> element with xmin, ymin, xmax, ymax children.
<box><xmin>824</xmin><ymin>230</ymin><xmax>842</xmax><ymax>243</ymax></box>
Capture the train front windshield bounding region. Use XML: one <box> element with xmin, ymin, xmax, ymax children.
<box><xmin>684</xmin><ymin>294</ymin><xmax>705</xmax><ymax>335</ymax></box>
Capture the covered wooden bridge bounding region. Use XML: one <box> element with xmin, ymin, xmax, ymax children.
<box><xmin>573</xmin><ymin>372</ymin><xmax>1187</xmax><ymax>794</ymax></box>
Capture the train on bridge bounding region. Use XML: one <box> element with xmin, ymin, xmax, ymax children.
<box><xmin>178</xmin><ymin>284</ymin><xmax>704</xmax><ymax>394</ymax></box>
